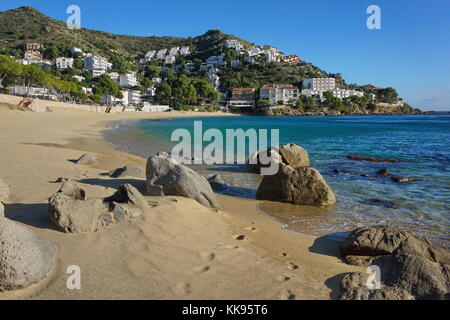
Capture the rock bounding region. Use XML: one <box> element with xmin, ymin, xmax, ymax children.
<box><xmin>207</xmin><ymin>175</ymin><xmax>228</xmax><ymax>191</ymax></box>
<box><xmin>76</xmin><ymin>153</ymin><xmax>97</xmax><ymax>165</ymax></box>
<box><xmin>49</xmin><ymin>183</ymin><xmax>149</xmax><ymax>233</ymax></box>
<box><xmin>365</xmin><ymin>198</ymin><xmax>399</xmax><ymax>209</ymax></box>
<box><xmin>54</xmin><ymin>177</ymin><xmax>70</xmax><ymax>183</ymax></box>
<box><xmin>156</xmin><ymin>151</ymin><xmax>169</xmax><ymax>158</ymax></box>
<box><xmin>49</xmin><ymin>194</ymin><xmax>107</xmax><ymax>233</ymax></box>
<box><xmin>247</xmin><ymin>143</ymin><xmax>309</xmax><ymax>174</ymax></box>
<box><xmin>377</xmin><ymin>168</ymin><xmax>390</xmax><ymax>176</ymax></box>
<box><xmin>0</xmin><ymin>178</ymin><xmax>9</xmax><ymax>202</ymax></box>
<box><xmin>108</xmin><ymin>165</ymin><xmax>146</xmax><ymax>179</ymax></box>
<box><xmin>347</xmin><ymin>155</ymin><xmax>402</xmax><ymax>163</ymax></box>
<box><xmin>341</xmin><ymin>226</ymin><xmax>450</xmax><ymax>265</ymax></box>
<box><xmin>146</xmin><ymin>155</ymin><xmax>220</xmax><ymax>208</ymax></box>
<box><xmin>256</xmin><ymin>164</ymin><xmax>336</xmax><ymax>206</ymax></box>
<box><xmin>0</xmin><ymin>202</ymin><xmax>4</xmax><ymax>217</ymax></box>
<box><xmin>277</xmin><ymin>143</ymin><xmax>310</xmax><ymax>168</ymax></box>
<box><xmin>57</xmin><ymin>181</ymin><xmax>87</xmax><ymax>200</ymax></box>
<box><xmin>340</xmin><ymin>254</ymin><xmax>450</xmax><ymax>300</ymax></box>
<box><xmin>0</xmin><ymin>217</ymin><xmax>55</xmax><ymax>291</ymax></box>
<box><xmin>105</xmin><ymin>184</ymin><xmax>149</xmax><ymax>219</ymax></box>
<box><xmin>391</xmin><ymin>176</ymin><xmax>417</xmax><ymax>183</ymax></box>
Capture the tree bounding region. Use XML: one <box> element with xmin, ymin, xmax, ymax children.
<box><xmin>93</xmin><ymin>74</ymin><xmax>123</xmax><ymax>98</ymax></box>
<box><xmin>44</xmin><ymin>44</ymin><xmax>59</xmax><ymax>60</ymax></box>
<box><xmin>192</xmin><ymin>77</ymin><xmax>219</xmax><ymax>104</ymax></box>
<box><xmin>294</xmin><ymin>97</ymin><xmax>304</xmax><ymax>110</ymax></box>
<box><xmin>155</xmin><ymin>82</ymin><xmax>172</xmax><ymax>105</ymax></box>
<box><xmin>144</xmin><ymin>65</ymin><xmax>162</xmax><ymax>78</ymax></box>
<box><xmin>381</xmin><ymin>87</ymin><xmax>399</xmax><ymax>104</ymax></box>
<box><xmin>20</xmin><ymin>65</ymin><xmax>48</xmax><ymax>96</ymax></box>
<box><xmin>0</xmin><ymin>55</ymin><xmax>22</xmax><ymax>89</ymax></box>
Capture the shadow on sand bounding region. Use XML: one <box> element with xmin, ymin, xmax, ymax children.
<box><xmin>4</xmin><ymin>203</ymin><xmax>58</xmax><ymax>231</ymax></box>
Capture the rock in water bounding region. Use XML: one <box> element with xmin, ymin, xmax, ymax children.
<box><xmin>377</xmin><ymin>168</ymin><xmax>390</xmax><ymax>176</ymax></box>
<box><xmin>207</xmin><ymin>175</ymin><xmax>228</xmax><ymax>191</ymax></box>
<box><xmin>108</xmin><ymin>165</ymin><xmax>146</xmax><ymax>179</ymax></box>
<box><xmin>146</xmin><ymin>155</ymin><xmax>220</xmax><ymax>208</ymax></box>
<box><xmin>256</xmin><ymin>165</ymin><xmax>336</xmax><ymax>206</ymax></box>
<box><xmin>277</xmin><ymin>143</ymin><xmax>310</xmax><ymax>168</ymax></box>
<box><xmin>247</xmin><ymin>143</ymin><xmax>309</xmax><ymax>174</ymax></box>
<box><xmin>341</xmin><ymin>225</ymin><xmax>450</xmax><ymax>265</ymax></box>
<box><xmin>340</xmin><ymin>254</ymin><xmax>450</xmax><ymax>300</ymax></box>
<box><xmin>76</xmin><ymin>153</ymin><xmax>98</xmax><ymax>165</ymax></box>
<box><xmin>0</xmin><ymin>217</ymin><xmax>55</xmax><ymax>291</ymax></box>
<box><xmin>0</xmin><ymin>178</ymin><xmax>9</xmax><ymax>202</ymax></box>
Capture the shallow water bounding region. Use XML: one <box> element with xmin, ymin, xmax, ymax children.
<box><xmin>104</xmin><ymin>114</ymin><xmax>450</xmax><ymax>244</ymax></box>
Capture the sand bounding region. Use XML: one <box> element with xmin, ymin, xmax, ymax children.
<box><xmin>0</xmin><ymin>96</ymin><xmax>362</xmax><ymax>300</ymax></box>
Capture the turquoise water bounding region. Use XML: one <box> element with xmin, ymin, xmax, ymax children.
<box><xmin>106</xmin><ymin>114</ymin><xmax>450</xmax><ymax>244</ymax></box>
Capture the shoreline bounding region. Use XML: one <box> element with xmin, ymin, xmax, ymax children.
<box><xmin>0</xmin><ymin>101</ymin><xmax>363</xmax><ymax>300</ymax></box>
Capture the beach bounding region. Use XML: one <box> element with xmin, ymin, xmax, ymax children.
<box><xmin>0</xmin><ymin>97</ymin><xmax>363</xmax><ymax>300</ymax></box>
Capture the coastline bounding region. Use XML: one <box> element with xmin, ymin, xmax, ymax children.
<box><xmin>0</xmin><ymin>101</ymin><xmax>362</xmax><ymax>300</ymax></box>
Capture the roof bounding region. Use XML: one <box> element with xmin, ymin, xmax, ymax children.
<box><xmin>260</xmin><ymin>84</ymin><xmax>299</xmax><ymax>90</ymax></box>
<box><xmin>232</xmin><ymin>88</ymin><xmax>255</xmax><ymax>92</ymax></box>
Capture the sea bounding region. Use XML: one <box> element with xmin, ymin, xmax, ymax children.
<box><xmin>104</xmin><ymin>114</ymin><xmax>450</xmax><ymax>244</ymax></box>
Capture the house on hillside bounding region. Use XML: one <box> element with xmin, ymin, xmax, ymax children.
<box><xmin>260</xmin><ymin>84</ymin><xmax>300</xmax><ymax>105</ymax></box>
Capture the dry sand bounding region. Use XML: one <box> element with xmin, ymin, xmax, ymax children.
<box><xmin>0</xmin><ymin>97</ymin><xmax>362</xmax><ymax>300</ymax></box>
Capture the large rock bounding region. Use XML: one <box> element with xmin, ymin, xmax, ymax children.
<box><xmin>340</xmin><ymin>254</ymin><xmax>450</xmax><ymax>300</ymax></box>
<box><xmin>108</xmin><ymin>165</ymin><xmax>146</xmax><ymax>179</ymax></box>
<box><xmin>76</xmin><ymin>153</ymin><xmax>98</xmax><ymax>165</ymax></box>
<box><xmin>146</xmin><ymin>155</ymin><xmax>220</xmax><ymax>208</ymax></box>
<box><xmin>341</xmin><ymin>226</ymin><xmax>450</xmax><ymax>265</ymax></box>
<box><xmin>207</xmin><ymin>175</ymin><xmax>228</xmax><ymax>192</ymax></box>
<box><xmin>248</xmin><ymin>144</ymin><xmax>309</xmax><ymax>174</ymax></box>
<box><xmin>256</xmin><ymin>164</ymin><xmax>336</xmax><ymax>206</ymax></box>
<box><xmin>0</xmin><ymin>217</ymin><xmax>55</xmax><ymax>291</ymax></box>
<box><xmin>49</xmin><ymin>182</ymin><xmax>150</xmax><ymax>233</ymax></box>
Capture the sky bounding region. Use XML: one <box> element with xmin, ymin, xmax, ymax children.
<box><xmin>1</xmin><ymin>0</ymin><xmax>449</xmax><ymax>111</ymax></box>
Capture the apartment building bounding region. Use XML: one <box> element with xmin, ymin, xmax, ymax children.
<box><xmin>200</xmin><ymin>54</ymin><xmax>226</xmax><ymax>69</ymax></box>
<box><xmin>84</xmin><ymin>55</ymin><xmax>112</xmax><ymax>77</ymax></box>
<box><xmin>119</xmin><ymin>72</ymin><xmax>138</xmax><ymax>88</ymax></box>
<box><xmin>168</xmin><ymin>47</ymin><xmax>180</xmax><ymax>56</ymax></box>
<box><xmin>302</xmin><ymin>78</ymin><xmax>336</xmax><ymax>91</ymax></box>
<box><xmin>278</xmin><ymin>55</ymin><xmax>300</xmax><ymax>65</ymax></box>
<box><xmin>331</xmin><ymin>89</ymin><xmax>364</xmax><ymax>99</ymax></box>
<box><xmin>55</xmin><ymin>57</ymin><xmax>74</xmax><ymax>69</ymax></box>
<box><xmin>156</xmin><ymin>49</ymin><xmax>167</xmax><ymax>59</ymax></box>
<box><xmin>127</xmin><ymin>90</ymin><xmax>143</xmax><ymax>105</ymax></box>
<box><xmin>260</xmin><ymin>84</ymin><xmax>300</xmax><ymax>105</ymax></box>
<box><xmin>262</xmin><ymin>46</ymin><xmax>282</xmax><ymax>63</ymax></box>
<box><xmin>165</xmin><ymin>55</ymin><xmax>176</xmax><ymax>64</ymax></box>
<box><xmin>228</xmin><ymin>88</ymin><xmax>256</xmax><ymax>108</ymax></box>
<box><xmin>224</xmin><ymin>39</ymin><xmax>244</xmax><ymax>52</ymax></box>
<box><xmin>179</xmin><ymin>47</ymin><xmax>190</xmax><ymax>55</ymax></box>
<box><xmin>145</xmin><ymin>50</ymin><xmax>156</xmax><ymax>60</ymax></box>
<box><xmin>208</xmin><ymin>74</ymin><xmax>220</xmax><ymax>91</ymax></box>
<box><xmin>247</xmin><ymin>46</ymin><xmax>263</xmax><ymax>57</ymax></box>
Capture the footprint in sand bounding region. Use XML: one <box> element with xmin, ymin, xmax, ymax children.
<box><xmin>279</xmin><ymin>252</ymin><xmax>289</xmax><ymax>257</ymax></box>
<box><xmin>234</xmin><ymin>234</ymin><xmax>248</xmax><ymax>241</ymax></box>
<box><xmin>287</xmin><ymin>263</ymin><xmax>299</xmax><ymax>270</ymax></box>
<box><xmin>199</xmin><ymin>252</ymin><xmax>216</xmax><ymax>262</ymax></box>
<box><xmin>174</xmin><ymin>282</ymin><xmax>191</xmax><ymax>296</ymax></box>
<box><xmin>244</xmin><ymin>226</ymin><xmax>259</xmax><ymax>232</ymax></box>
<box><xmin>222</xmin><ymin>244</ymin><xmax>240</xmax><ymax>250</ymax></box>
<box><xmin>279</xmin><ymin>289</ymin><xmax>296</xmax><ymax>300</ymax></box>
<box><xmin>275</xmin><ymin>275</ymin><xmax>291</xmax><ymax>282</ymax></box>
<box><xmin>147</xmin><ymin>201</ymin><xmax>160</xmax><ymax>208</ymax></box>
<box><xmin>193</xmin><ymin>266</ymin><xmax>211</xmax><ymax>274</ymax></box>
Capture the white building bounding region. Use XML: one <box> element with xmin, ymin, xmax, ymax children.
<box><xmin>71</xmin><ymin>48</ymin><xmax>83</xmax><ymax>56</ymax></box>
<box><xmin>169</xmin><ymin>47</ymin><xmax>180</xmax><ymax>56</ymax></box>
<box><xmin>10</xmin><ymin>85</ymin><xmax>57</xmax><ymax>100</ymax></box>
<box><xmin>127</xmin><ymin>90</ymin><xmax>143</xmax><ymax>105</ymax></box>
<box><xmin>224</xmin><ymin>39</ymin><xmax>244</xmax><ymax>52</ymax></box>
<box><xmin>243</xmin><ymin>56</ymin><xmax>256</xmax><ymax>64</ymax></box>
<box><xmin>165</xmin><ymin>55</ymin><xmax>176</xmax><ymax>65</ymax></box>
<box><xmin>102</xmin><ymin>91</ymin><xmax>128</xmax><ymax>106</ymax></box>
<box><xmin>179</xmin><ymin>47</ymin><xmax>190</xmax><ymax>55</ymax></box>
<box><xmin>208</xmin><ymin>74</ymin><xmax>220</xmax><ymax>91</ymax></box>
<box><xmin>260</xmin><ymin>84</ymin><xmax>300</xmax><ymax>105</ymax></box>
<box><xmin>142</xmin><ymin>103</ymin><xmax>170</xmax><ymax>112</ymax></box>
<box><xmin>331</xmin><ymin>89</ymin><xmax>364</xmax><ymax>99</ymax></box>
<box><xmin>56</xmin><ymin>57</ymin><xmax>74</xmax><ymax>69</ymax></box>
<box><xmin>73</xmin><ymin>75</ymin><xmax>85</xmax><ymax>82</ymax></box>
<box><xmin>200</xmin><ymin>54</ymin><xmax>226</xmax><ymax>69</ymax></box>
<box><xmin>263</xmin><ymin>47</ymin><xmax>282</xmax><ymax>62</ymax></box>
<box><xmin>303</xmin><ymin>78</ymin><xmax>336</xmax><ymax>92</ymax></box>
<box><xmin>145</xmin><ymin>50</ymin><xmax>156</xmax><ymax>60</ymax></box>
<box><xmin>152</xmin><ymin>77</ymin><xmax>162</xmax><ymax>84</ymax></box>
<box><xmin>107</xmin><ymin>72</ymin><xmax>120</xmax><ymax>83</ymax></box>
<box><xmin>301</xmin><ymin>89</ymin><xmax>323</xmax><ymax>98</ymax></box>
<box><xmin>84</xmin><ymin>55</ymin><xmax>112</xmax><ymax>77</ymax></box>
<box><xmin>142</xmin><ymin>86</ymin><xmax>156</xmax><ymax>101</ymax></box>
<box><xmin>156</xmin><ymin>49</ymin><xmax>167</xmax><ymax>59</ymax></box>
<box><xmin>82</xmin><ymin>87</ymin><xmax>93</xmax><ymax>95</ymax></box>
<box><xmin>119</xmin><ymin>72</ymin><xmax>138</xmax><ymax>88</ymax></box>
<box><xmin>247</xmin><ymin>46</ymin><xmax>263</xmax><ymax>57</ymax></box>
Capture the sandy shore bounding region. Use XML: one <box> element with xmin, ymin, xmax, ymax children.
<box><xmin>0</xmin><ymin>98</ymin><xmax>362</xmax><ymax>300</ymax></box>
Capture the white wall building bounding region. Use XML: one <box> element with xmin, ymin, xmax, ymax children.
<box><xmin>303</xmin><ymin>78</ymin><xmax>336</xmax><ymax>91</ymax></box>
<box><xmin>145</xmin><ymin>50</ymin><xmax>156</xmax><ymax>60</ymax></box>
<box><xmin>331</xmin><ymin>89</ymin><xmax>364</xmax><ymax>99</ymax></box>
<box><xmin>142</xmin><ymin>103</ymin><xmax>170</xmax><ymax>112</ymax></box>
<box><xmin>119</xmin><ymin>72</ymin><xmax>138</xmax><ymax>88</ymax></box>
<box><xmin>156</xmin><ymin>49</ymin><xmax>167</xmax><ymax>59</ymax></box>
<box><xmin>208</xmin><ymin>74</ymin><xmax>220</xmax><ymax>91</ymax></box>
<box><xmin>260</xmin><ymin>84</ymin><xmax>300</xmax><ymax>105</ymax></box>
<box><xmin>84</xmin><ymin>55</ymin><xmax>112</xmax><ymax>77</ymax></box>
<box><xmin>169</xmin><ymin>47</ymin><xmax>180</xmax><ymax>56</ymax></box>
<box><xmin>247</xmin><ymin>46</ymin><xmax>263</xmax><ymax>57</ymax></box>
<box><xmin>107</xmin><ymin>72</ymin><xmax>120</xmax><ymax>83</ymax></box>
<box><xmin>73</xmin><ymin>75</ymin><xmax>85</xmax><ymax>82</ymax></box>
<box><xmin>263</xmin><ymin>47</ymin><xmax>282</xmax><ymax>62</ymax></box>
<box><xmin>127</xmin><ymin>90</ymin><xmax>143</xmax><ymax>105</ymax></box>
<box><xmin>224</xmin><ymin>39</ymin><xmax>244</xmax><ymax>52</ymax></box>
<box><xmin>71</xmin><ymin>48</ymin><xmax>83</xmax><ymax>56</ymax></box>
<box><xmin>179</xmin><ymin>47</ymin><xmax>190</xmax><ymax>55</ymax></box>
<box><xmin>165</xmin><ymin>55</ymin><xmax>176</xmax><ymax>64</ymax></box>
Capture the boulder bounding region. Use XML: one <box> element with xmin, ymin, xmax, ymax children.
<box><xmin>49</xmin><ymin>182</ymin><xmax>150</xmax><ymax>233</ymax></box>
<box><xmin>340</xmin><ymin>254</ymin><xmax>450</xmax><ymax>300</ymax></box>
<box><xmin>256</xmin><ymin>164</ymin><xmax>336</xmax><ymax>206</ymax></box>
<box><xmin>247</xmin><ymin>143</ymin><xmax>309</xmax><ymax>174</ymax></box>
<box><xmin>76</xmin><ymin>153</ymin><xmax>97</xmax><ymax>165</ymax></box>
<box><xmin>146</xmin><ymin>155</ymin><xmax>220</xmax><ymax>208</ymax></box>
<box><xmin>207</xmin><ymin>175</ymin><xmax>228</xmax><ymax>191</ymax></box>
<box><xmin>341</xmin><ymin>226</ymin><xmax>450</xmax><ymax>265</ymax></box>
<box><xmin>108</xmin><ymin>165</ymin><xmax>146</xmax><ymax>179</ymax></box>
<box><xmin>391</xmin><ymin>176</ymin><xmax>417</xmax><ymax>183</ymax></box>
<box><xmin>0</xmin><ymin>217</ymin><xmax>55</xmax><ymax>291</ymax></box>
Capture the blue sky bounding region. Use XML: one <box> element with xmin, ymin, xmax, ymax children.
<box><xmin>1</xmin><ymin>0</ymin><xmax>449</xmax><ymax>110</ymax></box>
